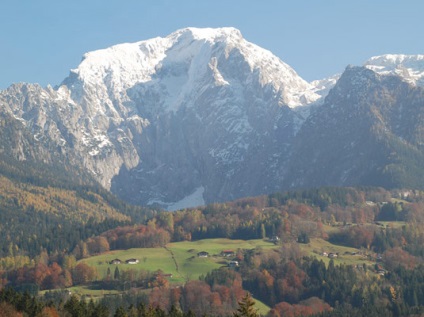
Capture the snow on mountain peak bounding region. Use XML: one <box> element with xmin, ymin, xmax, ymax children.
<box><xmin>168</xmin><ymin>27</ymin><xmax>243</xmax><ymax>44</ymax></box>
<box><xmin>364</xmin><ymin>54</ymin><xmax>424</xmax><ymax>86</ymax></box>
<box><xmin>62</xmin><ymin>27</ymin><xmax>320</xmax><ymax>111</ymax></box>
<box><xmin>69</xmin><ymin>27</ymin><xmax>243</xmax><ymax>91</ymax></box>
<box><xmin>70</xmin><ymin>37</ymin><xmax>170</xmax><ymax>93</ymax></box>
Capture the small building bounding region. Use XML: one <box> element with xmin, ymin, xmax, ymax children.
<box><xmin>110</xmin><ymin>259</ymin><xmax>122</xmax><ymax>265</ymax></box>
<box><xmin>268</xmin><ymin>236</ymin><xmax>280</xmax><ymax>244</ymax></box>
<box><xmin>228</xmin><ymin>261</ymin><xmax>239</xmax><ymax>267</ymax></box>
<box><xmin>328</xmin><ymin>253</ymin><xmax>338</xmax><ymax>259</ymax></box>
<box><xmin>221</xmin><ymin>250</ymin><xmax>235</xmax><ymax>257</ymax></box>
<box><xmin>125</xmin><ymin>258</ymin><xmax>139</xmax><ymax>264</ymax></box>
<box><xmin>197</xmin><ymin>251</ymin><xmax>209</xmax><ymax>258</ymax></box>
<box><xmin>377</xmin><ymin>266</ymin><xmax>387</xmax><ymax>276</ymax></box>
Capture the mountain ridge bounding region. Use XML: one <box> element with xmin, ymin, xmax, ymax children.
<box><xmin>1</xmin><ymin>27</ymin><xmax>424</xmax><ymax>209</ymax></box>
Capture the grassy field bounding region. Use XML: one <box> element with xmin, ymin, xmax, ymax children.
<box><xmin>300</xmin><ymin>238</ymin><xmax>374</xmax><ymax>267</ymax></box>
<box><xmin>254</xmin><ymin>297</ymin><xmax>272</xmax><ymax>316</ymax></box>
<box><xmin>79</xmin><ymin>238</ymin><xmax>275</xmax><ymax>313</ymax></box>
<box><xmin>82</xmin><ymin>248</ymin><xmax>177</xmax><ymax>281</ymax></box>
<box><xmin>167</xmin><ymin>238</ymin><xmax>277</xmax><ymax>281</ymax></box>
<box><xmin>81</xmin><ymin>238</ymin><xmax>277</xmax><ymax>283</ymax></box>
<box><xmin>78</xmin><ymin>236</ymin><xmax>381</xmax><ymax>314</ymax></box>
<box><xmin>378</xmin><ymin>221</ymin><xmax>407</xmax><ymax>228</ymax></box>
<box><xmin>81</xmin><ymin>236</ymin><xmax>377</xmax><ymax>282</ymax></box>
<box><xmin>67</xmin><ymin>285</ymin><xmax>120</xmax><ymax>298</ymax></box>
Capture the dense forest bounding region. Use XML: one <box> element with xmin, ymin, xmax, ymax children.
<box><xmin>0</xmin><ymin>287</ymin><xmax>260</xmax><ymax>317</ymax></box>
<box><xmin>3</xmin><ymin>186</ymin><xmax>424</xmax><ymax>316</ymax></box>
<box><xmin>0</xmin><ymin>144</ymin><xmax>157</xmax><ymax>259</ymax></box>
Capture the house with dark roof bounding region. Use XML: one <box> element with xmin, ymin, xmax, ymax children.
<box><xmin>125</xmin><ymin>258</ymin><xmax>139</xmax><ymax>264</ymax></box>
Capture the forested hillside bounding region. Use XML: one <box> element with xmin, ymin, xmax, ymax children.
<box><xmin>0</xmin><ymin>131</ymin><xmax>156</xmax><ymax>259</ymax></box>
<box><xmin>2</xmin><ymin>186</ymin><xmax>424</xmax><ymax>316</ymax></box>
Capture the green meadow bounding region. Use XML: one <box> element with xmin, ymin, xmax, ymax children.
<box><xmin>301</xmin><ymin>238</ymin><xmax>374</xmax><ymax>267</ymax></box>
<box><xmin>81</xmin><ymin>238</ymin><xmax>277</xmax><ymax>283</ymax></box>
<box><xmin>82</xmin><ymin>247</ymin><xmax>177</xmax><ymax>281</ymax></box>
<box><xmin>80</xmin><ymin>237</ymin><xmax>376</xmax><ymax>282</ymax></box>
<box><xmin>78</xmin><ymin>236</ymin><xmax>382</xmax><ymax>314</ymax></box>
<box><xmin>79</xmin><ymin>238</ymin><xmax>276</xmax><ymax>313</ymax></box>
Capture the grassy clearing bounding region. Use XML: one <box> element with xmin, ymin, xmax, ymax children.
<box><xmin>168</xmin><ymin>238</ymin><xmax>276</xmax><ymax>254</ymax></box>
<box><xmin>82</xmin><ymin>248</ymin><xmax>177</xmax><ymax>281</ymax></box>
<box><xmin>78</xmin><ymin>238</ymin><xmax>276</xmax><ymax>312</ymax></box>
<box><xmin>66</xmin><ymin>285</ymin><xmax>120</xmax><ymax>299</ymax></box>
<box><xmin>80</xmin><ymin>237</ymin><xmax>377</xmax><ymax>283</ymax></box>
<box><xmin>78</xmin><ymin>236</ymin><xmax>379</xmax><ymax>310</ymax></box>
<box><xmin>253</xmin><ymin>297</ymin><xmax>271</xmax><ymax>315</ymax></box>
<box><xmin>299</xmin><ymin>238</ymin><xmax>374</xmax><ymax>267</ymax></box>
<box><xmin>322</xmin><ymin>223</ymin><xmax>340</xmax><ymax>234</ymax></box>
<box><xmin>378</xmin><ymin>221</ymin><xmax>407</xmax><ymax>229</ymax></box>
<box><xmin>167</xmin><ymin>238</ymin><xmax>276</xmax><ymax>281</ymax></box>
<box><xmin>80</xmin><ymin>238</ymin><xmax>278</xmax><ymax>283</ymax></box>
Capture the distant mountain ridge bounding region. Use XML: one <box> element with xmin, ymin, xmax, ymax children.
<box><xmin>364</xmin><ymin>54</ymin><xmax>424</xmax><ymax>86</ymax></box>
<box><xmin>1</xmin><ymin>27</ymin><xmax>424</xmax><ymax>209</ymax></box>
<box><xmin>284</xmin><ymin>65</ymin><xmax>424</xmax><ymax>190</ymax></box>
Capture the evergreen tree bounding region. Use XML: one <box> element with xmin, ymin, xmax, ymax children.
<box><xmin>64</xmin><ymin>295</ymin><xmax>84</xmax><ymax>317</ymax></box>
<box><xmin>93</xmin><ymin>303</ymin><xmax>110</xmax><ymax>317</ymax></box>
<box><xmin>114</xmin><ymin>267</ymin><xmax>120</xmax><ymax>280</ymax></box>
<box><xmin>233</xmin><ymin>293</ymin><xmax>259</xmax><ymax>317</ymax></box>
<box><xmin>260</xmin><ymin>224</ymin><xmax>266</xmax><ymax>239</ymax></box>
<box><xmin>114</xmin><ymin>305</ymin><xmax>128</xmax><ymax>317</ymax></box>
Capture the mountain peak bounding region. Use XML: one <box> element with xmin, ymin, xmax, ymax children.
<box><xmin>71</xmin><ymin>27</ymin><xmax>245</xmax><ymax>86</ymax></box>
<box><xmin>169</xmin><ymin>27</ymin><xmax>243</xmax><ymax>43</ymax></box>
<box><xmin>364</xmin><ymin>54</ymin><xmax>424</xmax><ymax>86</ymax></box>
<box><xmin>62</xmin><ymin>27</ymin><xmax>320</xmax><ymax>111</ymax></box>
<box><xmin>3</xmin><ymin>29</ymin><xmax>424</xmax><ymax>210</ymax></box>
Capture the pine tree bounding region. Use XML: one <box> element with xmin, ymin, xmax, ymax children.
<box><xmin>114</xmin><ymin>305</ymin><xmax>128</xmax><ymax>317</ymax></box>
<box><xmin>233</xmin><ymin>293</ymin><xmax>259</xmax><ymax>317</ymax></box>
<box><xmin>114</xmin><ymin>266</ymin><xmax>120</xmax><ymax>280</ymax></box>
<box><xmin>93</xmin><ymin>303</ymin><xmax>110</xmax><ymax>317</ymax></box>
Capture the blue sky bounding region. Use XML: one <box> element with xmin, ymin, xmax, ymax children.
<box><xmin>1</xmin><ymin>0</ymin><xmax>423</xmax><ymax>89</ymax></box>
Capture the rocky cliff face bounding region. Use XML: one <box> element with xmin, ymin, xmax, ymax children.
<box><xmin>0</xmin><ymin>82</ymin><xmax>140</xmax><ymax>187</ymax></box>
<box><xmin>285</xmin><ymin>65</ymin><xmax>424</xmax><ymax>190</ymax></box>
<box><xmin>1</xmin><ymin>28</ymin><xmax>424</xmax><ymax>209</ymax></box>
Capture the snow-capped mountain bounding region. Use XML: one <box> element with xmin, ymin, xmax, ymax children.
<box><xmin>364</xmin><ymin>54</ymin><xmax>424</xmax><ymax>86</ymax></box>
<box><xmin>0</xmin><ymin>27</ymin><xmax>323</xmax><ymax>209</ymax></box>
<box><xmin>1</xmin><ymin>28</ymin><xmax>424</xmax><ymax>209</ymax></box>
<box><xmin>68</xmin><ymin>27</ymin><xmax>320</xmax><ymax>108</ymax></box>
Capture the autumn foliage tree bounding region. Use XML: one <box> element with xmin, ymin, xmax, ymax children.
<box><xmin>270</xmin><ymin>297</ymin><xmax>331</xmax><ymax>317</ymax></box>
<box><xmin>0</xmin><ymin>302</ymin><xmax>23</xmax><ymax>317</ymax></box>
<box><xmin>100</xmin><ymin>225</ymin><xmax>171</xmax><ymax>250</ymax></box>
<box><xmin>72</xmin><ymin>262</ymin><xmax>97</xmax><ymax>285</ymax></box>
<box><xmin>383</xmin><ymin>247</ymin><xmax>417</xmax><ymax>270</ymax></box>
